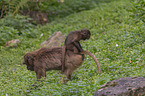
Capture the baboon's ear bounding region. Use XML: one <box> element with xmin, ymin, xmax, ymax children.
<box><xmin>81</xmin><ymin>29</ymin><xmax>87</xmax><ymax>34</ymax></box>
<box><xmin>27</xmin><ymin>56</ymin><xmax>33</xmax><ymax>61</ymax></box>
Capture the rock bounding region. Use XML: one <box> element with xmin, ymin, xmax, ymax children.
<box><xmin>94</xmin><ymin>77</ymin><xmax>145</xmax><ymax>96</ymax></box>
<box><xmin>41</xmin><ymin>31</ymin><xmax>65</xmax><ymax>48</ymax></box>
<box><xmin>5</xmin><ymin>39</ymin><xmax>21</xmax><ymax>48</ymax></box>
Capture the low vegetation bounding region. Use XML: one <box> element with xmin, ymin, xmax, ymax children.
<box><xmin>0</xmin><ymin>0</ymin><xmax>144</xmax><ymax>95</ymax></box>
<box><xmin>0</xmin><ymin>14</ymin><xmax>37</xmax><ymax>45</ymax></box>
<box><xmin>0</xmin><ymin>0</ymin><xmax>106</xmax><ymax>22</ymax></box>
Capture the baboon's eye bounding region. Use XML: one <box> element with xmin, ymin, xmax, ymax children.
<box><xmin>83</xmin><ymin>32</ymin><xmax>87</xmax><ymax>35</ymax></box>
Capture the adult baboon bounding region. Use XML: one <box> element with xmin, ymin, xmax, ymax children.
<box><xmin>23</xmin><ymin>47</ymin><xmax>84</xmax><ymax>83</ymax></box>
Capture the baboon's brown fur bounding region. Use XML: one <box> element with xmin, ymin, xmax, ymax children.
<box><xmin>23</xmin><ymin>47</ymin><xmax>84</xmax><ymax>83</ymax></box>
<box><xmin>62</xmin><ymin>28</ymin><xmax>91</xmax><ymax>73</ymax></box>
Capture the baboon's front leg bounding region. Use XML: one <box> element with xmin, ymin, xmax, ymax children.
<box><xmin>35</xmin><ymin>69</ymin><xmax>46</xmax><ymax>80</ymax></box>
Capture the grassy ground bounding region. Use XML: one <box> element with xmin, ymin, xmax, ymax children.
<box><xmin>0</xmin><ymin>0</ymin><xmax>145</xmax><ymax>95</ymax></box>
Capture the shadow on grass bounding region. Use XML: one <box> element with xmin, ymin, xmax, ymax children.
<box><xmin>24</xmin><ymin>81</ymin><xmax>44</xmax><ymax>95</ymax></box>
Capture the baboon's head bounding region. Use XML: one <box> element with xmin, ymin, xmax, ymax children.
<box><xmin>81</xmin><ymin>28</ymin><xmax>91</xmax><ymax>40</ymax></box>
<box><xmin>23</xmin><ymin>52</ymin><xmax>36</xmax><ymax>71</ymax></box>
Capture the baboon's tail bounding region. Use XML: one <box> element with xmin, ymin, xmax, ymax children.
<box><xmin>80</xmin><ymin>50</ymin><xmax>101</xmax><ymax>73</ymax></box>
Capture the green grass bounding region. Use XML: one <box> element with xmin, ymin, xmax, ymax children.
<box><xmin>0</xmin><ymin>0</ymin><xmax>145</xmax><ymax>95</ymax></box>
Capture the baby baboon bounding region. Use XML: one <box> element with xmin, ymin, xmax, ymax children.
<box><xmin>61</xmin><ymin>28</ymin><xmax>91</xmax><ymax>73</ymax></box>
